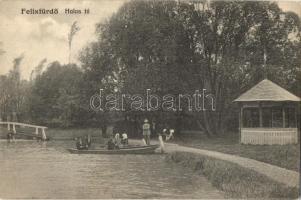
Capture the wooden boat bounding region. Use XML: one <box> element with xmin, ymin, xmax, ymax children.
<box><xmin>67</xmin><ymin>144</ymin><xmax>159</xmax><ymax>154</ymax></box>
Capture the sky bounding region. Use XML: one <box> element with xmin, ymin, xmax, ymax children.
<box><xmin>0</xmin><ymin>0</ymin><xmax>300</xmax><ymax>80</ymax></box>
<box><xmin>0</xmin><ymin>0</ymin><xmax>125</xmax><ymax>79</ymax></box>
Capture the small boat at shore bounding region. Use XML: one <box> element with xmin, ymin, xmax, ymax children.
<box><xmin>67</xmin><ymin>144</ymin><xmax>160</xmax><ymax>154</ymax></box>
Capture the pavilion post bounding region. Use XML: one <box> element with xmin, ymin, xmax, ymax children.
<box><xmin>282</xmin><ymin>104</ymin><xmax>286</xmax><ymax>128</ymax></box>
<box><xmin>295</xmin><ymin>105</ymin><xmax>298</xmax><ymax>128</ymax></box>
<box><xmin>239</xmin><ymin>105</ymin><xmax>243</xmax><ymax>143</ymax></box>
<box><xmin>238</xmin><ymin>107</ymin><xmax>241</xmax><ymax>131</ymax></box>
<box><xmin>259</xmin><ymin>102</ymin><xmax>263</xmax><ymax>127</ymax></box>
<box><xmin>240</xmin><ymin>106</ymin><xmax>243</xmax><ymax>129</ymax></box>
<box><xmin>295</xmin><ymin>105</ymin><xmax>299</xmax><ymax>144</ymax></box>
<box><xmin>238</xmin><ymin>107</ymin><xmax>241</xmax><ymax>142</ymax></box>
<box><xmin>271</xmin><ymin>109</ymin><xmax>274</xmax><ymax>128</ymax></box>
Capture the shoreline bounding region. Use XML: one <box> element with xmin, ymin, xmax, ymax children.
<box><xmin>166</xmin><ymin>151</ymin><xmax>299</xmax><ymax>198</ymax></box>
<box><xmin>130</xmin><ymin>139</ymin><xmax>299</xmax><ymax>198</ymax></box>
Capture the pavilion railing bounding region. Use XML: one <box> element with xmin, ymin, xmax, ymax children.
<box><xmin>241</xmin><ymin>128</ymin><xmax>298</xmax><ymax>145</ymax></box>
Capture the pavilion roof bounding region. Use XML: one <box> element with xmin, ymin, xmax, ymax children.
<box><xmin>234</xmin><ymin>79</ymin><xmax>300</xmax><ymax>102</ymax></box>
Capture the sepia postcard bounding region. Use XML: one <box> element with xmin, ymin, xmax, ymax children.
<box><xmin>0</xmin><ymin>0</ymin><xmax>300</xmax><ymax>199</ymax></box>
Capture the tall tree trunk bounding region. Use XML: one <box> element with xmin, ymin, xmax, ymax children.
<box><xmin>175</xmin><ymin>113</ymin><xmax>183</xmax><ymax>136</ymax></box>
<box><xmin>101</xmin><ymin>124</ymin><xmax>107</xmax><ymax>138</ymax></box>
<box><xmin>195</xmin><ymin>110</ymin><xmax>215</xmax><ymax>138</ymax></box>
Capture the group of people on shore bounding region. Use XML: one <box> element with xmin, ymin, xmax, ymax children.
<box><xmin>74</xmin><ymin>118</ymin><xmax>174</xmax><ymax>150</ymax></box>
<box><xmin>105</xmin><ymin>118</ymin><xmax>174</xmax><ymax>150</ymax></box>
<box><xmin>142</xmin><ymin>119</ymin><xmax>174</xmax><ymax>145</ymax></box>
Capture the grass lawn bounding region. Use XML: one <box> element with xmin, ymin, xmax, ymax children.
<box><xmin>175</xmin><ymin>132</ymin><xmax>300</xmax><ymax>171</ymax></box>
<box><xmin>167</xmin><ymin>152</ymin><xmax>299</xmax><ymax>198</ymax></box>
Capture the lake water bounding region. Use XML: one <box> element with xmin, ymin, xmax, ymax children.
<box><xmin>0</xmin><ymin>140</ymin><xmax>223</xmax><ymax>199</ymax></box>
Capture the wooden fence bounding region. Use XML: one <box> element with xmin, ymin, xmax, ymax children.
<box><xmin>241</xmin><ymin>128</ymin><xmax>298</xmax><ymax>145</ymax></box>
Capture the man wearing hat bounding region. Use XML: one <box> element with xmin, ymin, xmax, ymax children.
<box><xmin>142</xmin><ymin>119</ymin><xmax>151</xmax><ymax>145</ymax></box>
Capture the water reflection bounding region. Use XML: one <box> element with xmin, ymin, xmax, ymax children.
<box><xmin>0</xmin><ymin>140</ymin><xmax>223</xmax><ymax>199</ymax></box>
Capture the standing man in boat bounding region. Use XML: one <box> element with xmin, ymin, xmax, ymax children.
<box><xmin>142</xmin><ymin>119</ymin><xmax>151</xmax><ymax>145</ymax></box>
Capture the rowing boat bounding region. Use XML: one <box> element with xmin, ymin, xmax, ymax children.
<box><xmin>67</xmin><ymin>144</ymin><xmax>159</xmax><ymax>154</ymax></box>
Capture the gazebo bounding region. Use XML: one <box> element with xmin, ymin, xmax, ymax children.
<box><xmin>234</xmin><ymin>79</ymin><xmax>300</xmax><ymax>145</ymax></box>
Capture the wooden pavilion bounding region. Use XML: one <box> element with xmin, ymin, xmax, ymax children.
<box><xmin>234</xmin><ymin>79</ymin><xmax>300</xmax><ymax>145</ymax></box>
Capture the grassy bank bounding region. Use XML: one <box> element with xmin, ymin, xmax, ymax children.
<box><xmin>176</xmin><ymin>133</ymin><xmax>300</xmax><ymax>171</ymax></box>
<box><xmin>166</xmin><ymin>151</ymin><xmax>299</xmax><ymax>198</ymax></box>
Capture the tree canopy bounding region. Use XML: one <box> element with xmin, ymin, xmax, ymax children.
<box><xmin>81</xmin><ymin>0</ymin><xmax>301</xmax><ymax>136</ymax></box>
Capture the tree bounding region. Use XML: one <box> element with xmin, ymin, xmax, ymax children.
<box><xmin>29</xmin><ymin>62</ymin><xmax>84</xmax><ymax>127</ymax></box>
<box><xmin>7</xmin><ymin>54</ymin><xmax>24</xmax><ymax>121</ymax></box>
<box><xmin>0</xmin><ymin>54</ymin><xmax>32</xmax><ymax>122</ymax></box>
<box><xmin>79</xmin><ymin>39</ymin><xmax>118</xmax><ymax>136</ymax></box>
<box><xmin>68</xmin><ymin>21</ymin><xmax>80</xmax><ymax>64</ymax></box>
<box><xmin>30</xmin><ymin>58</ymin><xmax>47</xmax><ymax>81</ymax></box>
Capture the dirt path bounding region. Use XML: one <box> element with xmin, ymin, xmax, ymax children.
<box><xmin>130</xmin><ymin>139</ymin><xmax>299</xmax><ymax>188</ymax></box>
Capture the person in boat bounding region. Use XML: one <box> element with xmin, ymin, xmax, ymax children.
<box><xmin>83</xmin><ymin>135</ymin><xmax>92</xmax><ymax>149</ymax></box>
<box><xmin>107</xmin><ymin>136</ymin><xmax>119</xmax><ymax>150</ymax></box>
<box><xmin>7</xmin><ymin>132</ymin><xmax>13</xmax><ymax>142</ymax></box>
<box><xmin>75</xmin><ymin>137</ymin><xmax>81</xmax><ymax>149</ymax></box>
<box><xmin>87</xmin><ymin>134</ymin><xmax>92</xmax><ymax>148</ymax></box>
<box><xmin>82</xmin><ymin>136</ymin><xmax>88</xmax><ymax>149</ymax></box>
<box><xmin>142</xmin><ymin>119</ymin><xmax>151</xmax><ymax>145</ymax></box>
<box><xmin>11</xmin><ymin>131</ymin><xmax>15</xmax><ymax>141</ymax></box>
<box><xmin>121</xmin><ymin>132</ymin><xmax>128</xmax><ymax>145</ymax></box>
<box><xmin>114</xmin><ymin>133</ymin><xmax>121</xmax><ymax>147</ymax></box>
<box><xmin>75</xmin><ymin>137</ymin><xmax>87</xmax><ymax>150</ymax></box>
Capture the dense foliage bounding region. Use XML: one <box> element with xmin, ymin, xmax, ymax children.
<box><xmin>81</xmin><ymin>1</ymin><xmax>301</xmax><ymax>136</ymax></box>
<box><xmin>0</xmin><ymin>1</ymin><xmax>300</xmax><ymax>136</ymax></box>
